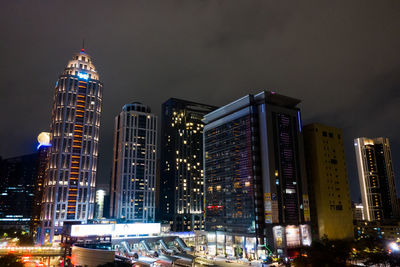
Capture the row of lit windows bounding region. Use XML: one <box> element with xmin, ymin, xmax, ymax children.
<box><xmin>55</xmin><ymin>85</ymin><xmax>102</xmax><ymax>107</ymax></box>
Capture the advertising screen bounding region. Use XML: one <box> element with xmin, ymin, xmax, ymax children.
<box><xmin>70</xmin><ymin>223</ymin><xmax>161</xmax><ymax>237</ymax></box>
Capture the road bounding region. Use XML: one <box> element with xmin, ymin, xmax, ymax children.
<box><xmin>0</xmin><ymin>246</ymin><xmax>63</xmax><ymax>257</ymax></box>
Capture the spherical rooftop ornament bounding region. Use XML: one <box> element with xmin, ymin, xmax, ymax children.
<box><xmin>37</xmin><ymin>132</ymin><xmax>51</xmax><ymax>148</ymax></box>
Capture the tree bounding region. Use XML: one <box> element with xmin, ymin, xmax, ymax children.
<box><xmin>0</xmin><ymin>228</ymin><xmax>34</xmax><ymax>246</ymax></box>
<box><xmin>352</xmin><ymin>235</ymin><xmax>393</xmax><ymax>266</ymax></box>
<box><xmin>293</xmin><ymin>237</ymin><xmax>352</xmax><ymax>267</ymax></box>
<box><xmin>0</xmin><ymin>254</ymin><xmax>24</xmax><ymax>267</ymax></box>
<box><xmin>363</xmin><ymin>250</ymin><xmax>390</xmax><ymax>267</ymax></box>
<box><xmin>235</xmin><ymin>246</ymin><xmax>243</xmax><ymax>257</ymax></box>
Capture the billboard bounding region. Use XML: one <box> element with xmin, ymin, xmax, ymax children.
<box><xmin>70</xmin><ymin>223</ymin><xmax>161</xmax><ymax>237</ymax></box>
<box><xmin>264</xmin><ymin>193</ymin><xmax>272</xmax><ymax>223</ymax></box>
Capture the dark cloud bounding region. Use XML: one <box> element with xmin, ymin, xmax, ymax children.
<box><xmin>0</xmin><ymin>0</ymin><xmax>399</xmax><ymax>201</ymax></box>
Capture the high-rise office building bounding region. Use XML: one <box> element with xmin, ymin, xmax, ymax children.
<box><xmin>354</xmin><ymin>137</ymin><xmax>399</xmax><ymax>221</ymax></box>
<box><xmin>40</xmin><ymin>49</ymin><xmax>103</xmax><ymax>243</ymax></box>
<box><xmin>203</xmin><ymin>91</ymin><xmax>311</xmax><ymax>257</ymax></box>
<box><xmin>303</xmin><ymin>124</ymin><xmax>353</xmax><ymax>240</ymax></box>
<box><xmin>110</xmin><ymin>103</ymin><xmax>157</xmax><ymax>222</ymax></box>
<box><xmin>0</xmin><ymin>153</ymin><xmax>38</xmax><ymax>229</ymax></box>
<box><xmin>160</xmin><ymin>98</ymin><xmax>217</xmax><ymax>232</ymax></box>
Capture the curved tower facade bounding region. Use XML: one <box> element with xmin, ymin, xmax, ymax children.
<box><xmin>41</xmin><ymin>50</ymin><xmax>103</xmax><ymax>243</ymax></box>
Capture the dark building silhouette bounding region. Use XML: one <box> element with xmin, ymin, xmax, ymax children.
<box><xmin>31</xmin><ymin>144</ymin><xmax>50</xmax><ymax>233</ymax></box>
<box><xmin>159</xmin><ymin>98</ymin><xmax>217</xmax><ymax>232</ymax></box>
<box><xmin>0</xmin><ymin>153</ymin><xmax>39</xmax><ymax>230</ymax></box>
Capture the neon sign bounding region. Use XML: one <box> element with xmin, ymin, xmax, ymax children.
<box><xmin>78</xmin><ymin>72</ymin><xmax>89</xmax><ymax>80</ymax></box>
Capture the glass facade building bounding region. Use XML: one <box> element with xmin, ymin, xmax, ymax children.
<box><xmin>159</xmin><ymin>98</ymin><xmax>217</xmax><ymax>232</ymax></box>
<box><xmin>354</xmin><ymin>137</ymin><xmax>399</xmax><ymax>221</ymax></box>
<box><xmin>40</xmin><ymin>49</ymin><xmax>103</xmax><ymax>243</ymax></box>
<box><xmin>110</xmin><ymin>102</ymin><xmax>157</xmax><ymax>222</ymax></box>
<box><xmin>203</xmin><ymin>91</ymin><xmax>311</xmax><ymax>256</ymax></box>
<box><xmin>204</xmin><ymin>112</ymin><xmax>257</xmax><ymax>234</ymax></box>
<box><xmin>0</xmin><ymin>153</ymin><xmax>38</xmax><ymax>229</ymax></box>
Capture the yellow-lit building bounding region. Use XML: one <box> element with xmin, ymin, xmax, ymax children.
<box><xmin>304</xmin><ymin>123</ymin><xmax>353</xmax><ymax>240</ymax></box>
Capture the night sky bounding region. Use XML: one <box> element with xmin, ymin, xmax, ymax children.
<box><xmin>1</xmin><ymin>1</ymin><xmax>399</xmax><ymax>202</ymax></box>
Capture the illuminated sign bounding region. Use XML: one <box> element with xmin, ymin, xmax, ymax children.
<box><xmin>273</xmin><ymin>226</ymin><xmax>284</xmax><ymax>248</ymax></box>
<box><xmin>264</xmin><ymin>193</ymin><xmax>272</xmax><ymax>223</ymax></box>
<box><xmin>78</xmin><ymin>72</ymin><xmax>89</xmax><ymax>80</ymax></box>
<box><xmin>302</xmin><ymin>195</ymin><xmax>311</xmax><ymax>222</ymax></box>
<box><xmin>70</xmin><ymin>223</ymin><xmax>161</xmax><ymax>237</ymax></box>
<box><xmin>300</xmin><ymin>224</ymin><xmax>311</xmax><ymax>246</ymax></box>
<box><xmin>285</xmin><ymin>225</ymin><xmax>301</xmax><ymax>248</ymax></box>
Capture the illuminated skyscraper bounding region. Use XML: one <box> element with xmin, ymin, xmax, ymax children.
<box><xmin>303</xmin><ymin>124</ymin><xmax>353</xmax><ymax>240</ymax></box>
<box><xmin>110</xmin><ymin>103</ymin><xmax>157</xmax><ymax>222</ymax></box>
<box><xmin>40</xmin><ymin>49</ymin><xmax>103</xmax><ymax>243</ymax></box>
<box><xmin>354</xmin><ymin>137</ymin><xmax>399</xmax><ymax>221</ymax></box>
<box><xmin>160</xmin><ymin>99</ymin><xmax>217</xmax><ymax>232</ymax></box>
<box><xmin>203</xmin><ymin>91</ymin><xmax>311</xmax><ymax>257</ymax></box>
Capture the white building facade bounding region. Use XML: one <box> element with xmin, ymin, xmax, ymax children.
<box><xmin>110</xmin><ymin>103</ymin><xmax>157</xmax><ymax>222</ymax></box>
<box><xmin>41</xmin><ymin>49</ymin><xmax>103</xmax><ymax>243</ymax></box>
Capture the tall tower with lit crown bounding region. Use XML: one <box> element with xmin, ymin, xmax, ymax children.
<box><xmin>40</xmin><ymin>49</ymin><xmax>103</xmax><ymax>243</ymax></box>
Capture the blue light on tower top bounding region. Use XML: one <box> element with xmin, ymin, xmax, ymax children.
<box><xmin>297</xmin><ymin>110</ymin><xmax>302</xmax><ymax>132</ymax></box>
<box><xmin>78</xmin><ymin>72</ymin><xmax>89</xmax><ymax>80</ymax></box>
<box><xmin>37</xmin><ymin>143</ymin><xmax>52</xmax><ymax>150</ymax></box>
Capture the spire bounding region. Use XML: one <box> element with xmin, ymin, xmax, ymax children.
<box><xmin>82</xmin><ymin>39</ymin><xmax>85</xmax><ymax>52</ymax></box>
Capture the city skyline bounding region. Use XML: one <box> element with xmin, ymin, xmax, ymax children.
<box><xmin>1</xmin><ymin>2</ymin><xmax>400</xmax><ymax>265</ymax></box>
<box><xmin>1</xmin><ymin>1</ymin><xmax>400</xmax><ymax>204</ymax></box>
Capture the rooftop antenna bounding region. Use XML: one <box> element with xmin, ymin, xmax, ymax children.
<box><xmin>82</xmin><ymin>39</ymin><xmax>85</xmax><ymax>52</ymax></box>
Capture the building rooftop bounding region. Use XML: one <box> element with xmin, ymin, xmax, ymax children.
<box><xmin>203</xmin><ymin>90</ymin><xmax>301</xmax><ymax>124</ymax></box>
<box><xmin>63</xmin><ymin>50</ymin><xmax>99</xmax><ymax>80</ymax></box>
